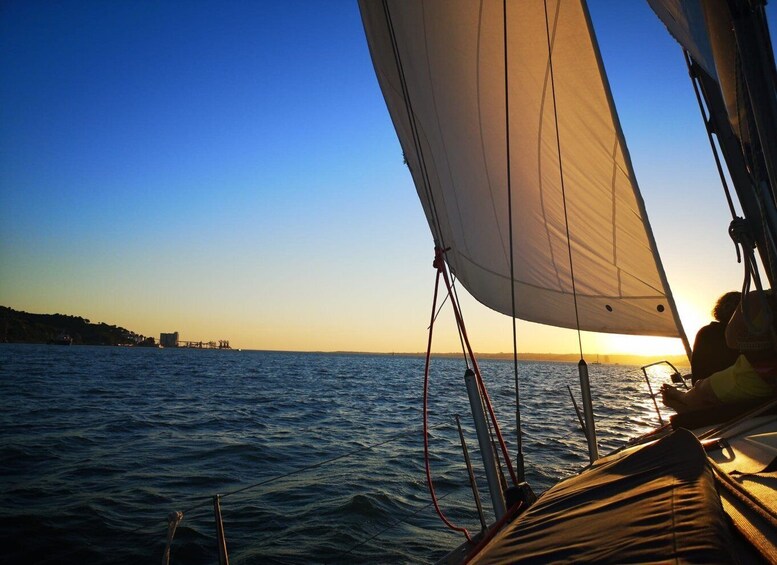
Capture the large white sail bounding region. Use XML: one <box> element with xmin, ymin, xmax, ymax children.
<box><xmin>360</xmin><ymin>0</ymin><xmax>684</xmax><ymax>338</ymax></box>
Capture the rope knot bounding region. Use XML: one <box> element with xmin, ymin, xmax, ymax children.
<box><xmin>432</xmin><ymin>247</ymin><xmax>450</xmax><ymax>271</ymax></box>
<box><xmin>729</xmin><ymin>217</ymin><xmax>756</xmax><ymax>264</ymax></box>
<box><xmin>729</xmin><ymin>217</ymin><xmax>755</xmax><ymax>248</ymax></box>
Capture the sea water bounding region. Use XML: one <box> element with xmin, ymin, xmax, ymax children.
<box><xmin>0</xmin><ymin>344</ymin><xmax>676</xmax><ymax>564</ymax></box>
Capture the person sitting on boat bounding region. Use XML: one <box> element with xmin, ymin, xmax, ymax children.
<box><xmin>689</xmin><ymin>291</ymin><xmax>740</xmax><ymax>385</ymax></box>
<box><xmin>661</xmin><ymin>290</ymin><xmax>777</xmax><ymax>413</ymax></box>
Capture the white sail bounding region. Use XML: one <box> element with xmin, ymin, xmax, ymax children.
<box><xmin>359</xmin><ymin>0</ymin><xmax>684</xmax><ymax>338</ymax></box>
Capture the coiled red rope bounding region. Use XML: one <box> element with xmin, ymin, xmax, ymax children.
<box><xmin>434</xmin><ymin>248</ymin><xmax>518</xmax><ymax>486</ymax></box>
<box><xmin>423</xmin><ymin>266</ymin><xmax>472</xmax><ymax>542</ymax></box>
<box><xmin>422</xmin><ymin>248</ymin><xmax>520</xmax><ymax>542</ymax></box>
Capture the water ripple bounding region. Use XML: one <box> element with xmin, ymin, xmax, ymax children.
<box><xmin>0</xmin><ymin>345</ymin><xmax>673</xmax><ymax>563</ymax></box>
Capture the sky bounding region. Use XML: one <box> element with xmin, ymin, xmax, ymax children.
<box><xmin>1</xmin><ymin>1</ymin><xmax>775</xmax><ymax>356</ymax></box>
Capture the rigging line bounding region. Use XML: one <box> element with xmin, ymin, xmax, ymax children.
<box><xmin>437</xmin><ymin>248</ymin><xmax>519</xmax><ymax>486</ymax></box>
<box><xmin>543</xmin><ymin>0</ymin><xmax>583</xmax><ymax>359</ymax></box>
<box><xmin>429</xmin><ymin>269</ymin><xmax>469</xmax><ymax>368</ymax></box>
<box><xmin>449</xmin><ymin>268</ymin><xmax>472</xmax><ymax>368</ymax></box>
<box><xmin>711</xmin><ymin>458</ymin><xmax>777</xmax><ymax>525</ymax></box>
<box><xmin>730</xmin><ymin>31</ymin><xmax>777</xmax><ymax>283</ymax></box>
<box><xmin>503</xmin><ymin>0</ymin><xmax>525</xmax><ymax>483</ymax></box>
<box><xmin>123</xmin><ymin>422</ymin><xmax>454</xmax><ymax>538</ymax></box>
<box><xmin>430</xmin><ymin>272</ymin><xmax>455</xmax><ymax>326</ymax></box>
<box><xmin>260</xmin><ymin>465</ymin><xmax>448</xmax><ymax>552</ymax></box>
<box><xmin>165</xmin><ymin>459</ymin><xmax>438</xmax><ymax>564</ymax></box>
<box><xmin>426</xmin><ymin>264</ymin><xmax>469</xmax><ymax>369</ymax></box>
<box><xmin>431</xmin><ymin>287</ymin><xmax>451</xmax><ymax>326</ymax></box>
<box><xmin>424</xmin><ymin>258</ymin><xmax>472</xmax><ymax>542</ymax></box>
<box><xmin>732</xmin><ymin>29</ymin><xmax>769</xmax><ymax>206</ymax></box>
<box><xmin>382</xmin><ymin>0</ymin><xmax>446</xmax><ymax>249</ymax></box>
<box><xmin>685</xmin><ymin>52</ymin><xmax>738</xmax><ymax>219</ymax></box>
<box><xmin>685</xmin><ymin>49</ymin><xmax>777</xmax><ymax>287</ymax></box>
<box><xmin>339</xmin><ymin>488</ymin><xmax>463</xmax><ymax>559</ymax></box>
<box><xmin>219</xmin><ymin>422</ymin><xmax>453</xmax><ymax>502</ymax></box>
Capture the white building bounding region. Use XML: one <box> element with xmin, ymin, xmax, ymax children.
<box><xmin>159</xmin><ymin>332</ymin><xmax>179</xmax><ymax>348</ymax></box>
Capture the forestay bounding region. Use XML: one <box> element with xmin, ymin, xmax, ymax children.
<box><xmin>360</xmin><ymin>0</ymin><xmax>684</xmax><ymax>338</ymax></box>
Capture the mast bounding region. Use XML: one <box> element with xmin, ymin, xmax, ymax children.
<box><xmin>650</xmin><ymin>0</ymin><xmax>777</xmax><ymax>287</ymax></box>
<box><xmin>728</xmin><ymin>0</ymin><xmax>777</xmax><ymax>284</ymax></box>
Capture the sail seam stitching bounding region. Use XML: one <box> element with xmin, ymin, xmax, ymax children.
<box><xmin>537</xmin><ymin>5</ymin><xmax>567</xmax><ymax>293</ymax></box>
<box><xmin>543</xmin><ymin>0</ymin><xmax>584</xmax><ymax>358</ymax></box>
<box><xmin>381</xmin><ymin>0</ymin><xmax>446</xmax><ymax>250</ymax></box>
<box><xmin>457</xmin><ymin>250</ymin><xmax>667</xmax><ymax>298</ymax></box>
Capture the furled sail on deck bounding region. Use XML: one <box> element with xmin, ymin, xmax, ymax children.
<box><xmin>360</xmin><ymin>0</ymin><xmax>684</xmax><ymax>338</ymax></box>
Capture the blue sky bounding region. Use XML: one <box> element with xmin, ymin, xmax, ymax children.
<box><xmin>1</xmin><ymin>1</ymin><xmax>774</xmax><ymax>354</ymax></box>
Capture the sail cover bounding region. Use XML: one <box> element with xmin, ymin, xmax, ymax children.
<box><xmin>359</xmin><ymin>0</ymin><xmax>683</xmax><ymax>337</ymax></box>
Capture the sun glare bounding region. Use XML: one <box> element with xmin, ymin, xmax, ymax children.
<box><xmin>597</xmin><ymin>333</ymin><xmax>686</xmax><ymax>357</ymax></box>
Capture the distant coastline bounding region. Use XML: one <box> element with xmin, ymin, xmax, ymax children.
<box><xmin>251</xmin><ymin>349</ymin><xmax>690</xmax><ymax>368</ymax></box>
<box><xmin>1</xmin><ymin>306</ymin><xmax>689</xmax><ymax>367</ymax></box>
<box><xmin>0</xmin><ymin>306</ymin><xmax>145</xmax><ymax>346</ymax></box>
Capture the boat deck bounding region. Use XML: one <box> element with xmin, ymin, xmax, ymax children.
<box><xmin>704</xmin><ymin>411</ymin><xmax>777</xmax><ymax>561</ymax></box>
<box><xmin>449</xmin><ymin>401</ymin><xmax>777</xmax><ymax>564</ymax></box>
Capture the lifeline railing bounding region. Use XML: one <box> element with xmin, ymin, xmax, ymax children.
<box><xmin>159</xmin><ymin>419</ymin><xmax>484</xmax><ymax>564</ymax></box>
<box><xmin>641</xmin><ymin>360</ymin><xmax>686</xmax><ymax>425</ymax></box>
<box><xmin>566</xmin><ymin>363</ymin><xmax>686</xmax><ymax>452</ymax></box>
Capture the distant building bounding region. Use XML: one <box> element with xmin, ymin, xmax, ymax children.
<box><xmin>160</xmin><ymin>332</ymin><xmax>179</xmax><ymax>348</ymax></box>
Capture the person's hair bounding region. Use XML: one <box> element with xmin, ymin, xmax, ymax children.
<box><xmin>713</xmin><ymin>291</ymin><xmax>741</xmax><ymax>323</ymax></box>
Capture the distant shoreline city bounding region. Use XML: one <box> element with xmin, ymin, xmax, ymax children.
<box><xmin>0</xmin><ymin>306</ymin><xmax>230</xmax><ymax>349</ymax></box>
<box><xmin>0</xmin><ymin>306</ymin><xmax>688</xmax><ymax>367</ymax></box>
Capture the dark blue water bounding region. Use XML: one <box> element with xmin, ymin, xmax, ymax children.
<box><xmin>0</xmin><ymin>345</ymin><xmax>674</xmax><ymax>563</ymax></box>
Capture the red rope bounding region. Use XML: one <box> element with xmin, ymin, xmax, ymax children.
<box><xmin>435</xmin><ymin>248</ymin><xmax>519</xmax><ymax>486</ymax></box>
<box><xmin>423</xmin><ymin>267</ymin><xmax>472</xmax><ymax>543</ymax></box>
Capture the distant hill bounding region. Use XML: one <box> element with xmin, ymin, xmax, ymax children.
<box><xmin>0</xmin><ymin>306</ymin><xmax>144</xmax><ymax>346</ymax></box>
